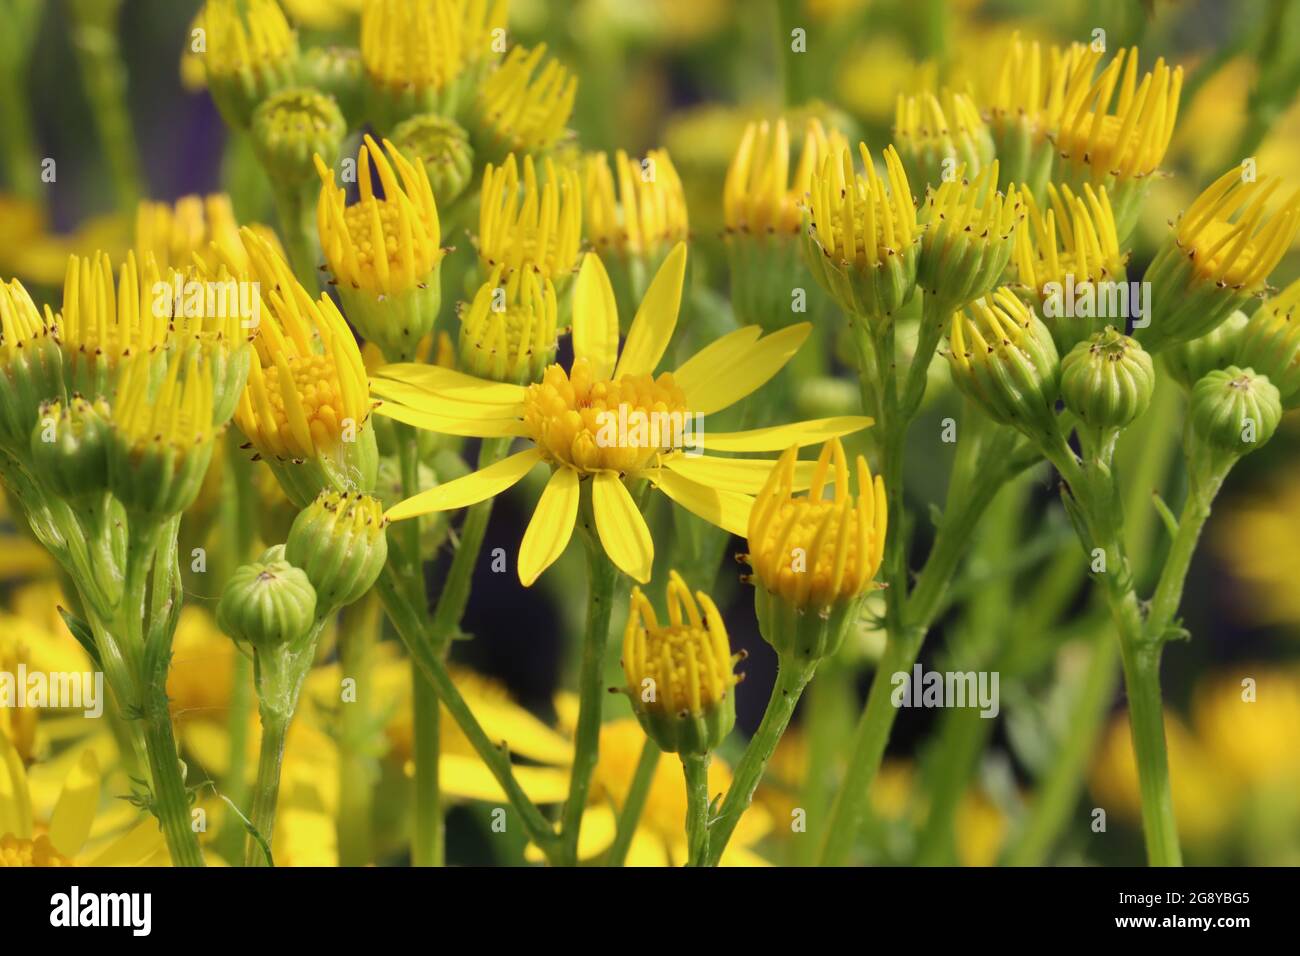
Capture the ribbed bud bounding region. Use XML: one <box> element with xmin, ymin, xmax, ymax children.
<box><xmin>285</xmin><ymin>491</ymin><xmax>389</xmax><ymax>612</ymax></box>
<box><xmin>390</xmin><ymin>114</ymin><xmax>475</xmax><ymax>209</ymax></box>
<box><xmin>1061</xmin><ymin>327</ymin><xmax>1154</xmax><ymax>432</ymax></box>
<box><xmin>946</xmin><ymin>288</ymin><xmax>1061</xmax><ymax>440</ymax></box>
<box><xmin>217</xmin><ymin>553</ymin><xmax>317</xmax><ymax>649</ymax></box>
<box><xmin>29</xmin><ymin>397</ymin><xmax>111</xmax><ymax>501</ymax></box>
<box><xmin>458</xmin><ymin>266</ymin><xmax>558</xmax><ymax>384</ymax></box>
<box><xmin>1163</xmin><ymin>310</ymin><xmax>1248</xmax><ymax>391</ymax></box>
<box><xmin>298</xmin><ymin>47</ymin><xmax>364</xmax><ymax>129</ymax></box>
<box><xmin>252</xmin><ymin>87</ymin><xmax>346</xmax><ymax>184</ymax></box>
<box><xmin>1189</xmin><ymin>367</ymin><xmax>1281</xmax><ymax>459</ymax></box>
<box><xmin>1236</xmin><ymin>282</ymin><xmax>1300</xmax><ymax>407</ymax></box>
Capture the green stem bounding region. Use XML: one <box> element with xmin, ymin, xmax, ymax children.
<box><xmin>337</xmin><ymin>593</ymin><xmax>381</xmax><ymax>867</ymax></box>
<box><xmin>704</xmin><ymin>658</ymin><xmax>817</xmax><ymax>867</ymax></box>
<box><xmin>142</xmin><ymin>698</ymin><xmax>206</xmax><ymax>867</ymax></box>
<box><xmin>683</xmin><ymin>754</ymin><xmax>711</xmax><ymax>867</ymax></box>
<box><xmin>268</xmin><ymin>179</ymin><xmax>321</xmax><ymax>292</ymax></box>
<box><xmin>375</xmin><ymin>566</ymin><xmax>561</xmax><ymax>859</ymax></box>
<box><xmin>1116</xmin><ymin>632</ymin><xmax>1182</xmax><ymax>866</ymax></box>
<box><xmin>606</xmin><ymin>738</ymin><xmax>660</xmax><ymax>867</ymax></box>
<box><xmin>245</xmin><ymin>709</ymin><xmax>290</xmax><ymax>866</ymax></box>
<box><xmin>1145</xmin><ymin>490</ymin><xmax>1213</xmax><ymax>641</ymax></box>
<box><xmin>559</xmin><ymin>510</ymin><xmax>619</xmax><ymax>866</ymax></box>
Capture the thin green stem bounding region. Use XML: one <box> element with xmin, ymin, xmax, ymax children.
<box><xmin>704</xmin><ymin>658</ymin><xmax>817</xmax><ymax>867</ymax></box>
<box><xmin>375</xmin><ymin>566</ymin><xmax>561</xmax><ymax>859</ymax></box>
<box><xmin>559</xmin><ymin>511</ymin><xmax>619</xmax><ymax>866</ymax></box>
<box><xmin>1117</xmin><ymin>633</ymin><xmax>1182</xmax><ymax>866</ymax></box>
<box><xmin>337</xmin><ymin>593</ymin><xmax>381</xmax><ymax>867</ymax></box>
<box><xmin>268</xmin><ymin>180</ymin><xmax>321</xmax><ymax>292</ymax></box>
<box><xmin>683</xmin><ymin>754</ymin><xmax>711</xmax><ymax>867</ymax></box>
<box><xmin>245</xmin><ymin>710</ymin><xmax>290</xmax><ymax>866</ymax></box>
<box><xmin>606</xmin><ymin>738</ymin><xmax>660</xmax><ymax>867</ymax></box>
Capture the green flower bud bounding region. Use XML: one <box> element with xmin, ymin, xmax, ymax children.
<box><xmin>389</xmin><ymin>113</ymin><xmax>475</xmax><ymax>209</ymax></box>
<box><xmin>217</xmin><ymin>555</ymin><xmax>317</xmax><ymax>649</ymax></box>
<box><xmin>29</xmin><ymin>397</ymin><xmax>111</xmax><ymax>501</ymax></box>
<box><xmin>0</xmin><ymin>280</ymin><xmax>64</xmax><ymax>454</ymax></box>
<box><xmin>285</xmin><ymin>491</ymin><xmax>388</xmax><ymax>612</ymax></box>
<box><xmin>1189</xmin><ymin>367</ymin><xmax>1282</xmax><ymax>459</ymax></box>
<box><xmin>298</xmin><ymin>47</ymin><xmax>364</xmax><ymax>129</ymax></box>
<box><xmin>946</xmin><ymin>288</ymin><xmax>1061</xmax><ymax>440</ymax></box>
<box><xmin>1060</xmin><ymin>327</ymin><xmax>1154</xmax><ymax>432</ymax></box>
<box><xmin>251</xmin><ymin>87</ymin><xmax>346</xmax><ymax>184</ymax></box>
<box><xmin>1163</xmin><ymin>310</ymin><xmax>1249</xmax><ymax>391</ymax></box>
<box><xmin>458</xmin><ymin>266</ymin><xmax>558</xmax><ymax>384</ymax></box>
<box><xmin>1236</xmin><ymin>282</ymin><xmax>1300</xmax><ymax>407</ymax></box>
<box><xmin>622</xmin><ymin>572</ymin><xmax>740</xmax><ymax>756</ymax></box>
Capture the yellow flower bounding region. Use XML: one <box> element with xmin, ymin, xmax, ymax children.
<box><xmin>0</xmin><ymin>277</ymin><xmax>62</xmax><ymax>451</ymax></box>
<box><xmin>746</xmin><ymin>438</ymin><xmax>886</xmax><ymax>611</ymax></box>
<box><xmin>373</xmin><ymin>243</ymin><xmax>871</xmax><ymax>584</ymax></box>
<box><xmin>458</xmin><ymin>264</ymin><xmax>559</xmax><ymax>384</ymax></box>
<box><xmin>0</xmin><ymin>738</ymin><xmax>166</xmax><ymax>867</ymax></box>
<box><xmin>0</xmin><ymin>195</ymin><xmax>127</xmax><ymax>286</ymax></box>
<box><xmin>477</xmin><ymin>152</ymin><xmax>582</xmax><ymax>284</ymax></box>
<box><xmin>474</xmin><ymin>44</ymin><xmax>577</xmax><ymax>157</ymax></box>
<box><xmin>135</xmin><ymin>194</ymin><xmax>243</xmax><ymax>272</ymax></box>
<box><xmin>622</xmin><ymin>570</ymin><xmax>742</xmax><ymax>755</ymax></box>
<box><xmin>198</xmin><ymin>0</ymin><xmax>299</xmax><ymax>128</ymax></box>
<box><xmin>724</xmin><ymin>118</ymin><xmax>844</xmax><ymax>237</ymax></box>
<box><xmin>1015</xmin><ymin>182</ymin><xmax>1126</xmax><ymax>353</ymax></box>
<box><xmin>316</xmin><ymin>134</ymin><xmax>444</xmax><ymax>298</ymax></box>
<box><xmin>584</xmin><ymin>147</ymin><xmax>688</xmax><ymax>262</ymax></box>
<box><xmin>360</xmin><ymin>0</ymin><xmax>474</xmax><ymax>123</ymax></box>
<box><xmin>221</xmin><ymin>229</ymin><xmax>377</xmax><ymax>505</ymax></box>
<box><xmin>803</xmin><ymin>142</ymin><xmax>920</xmax><ymax>322</ymax></box>
<box><xmin>1054</xmin><ymin>48</ymin><xmax>1183</xmax><ymax>195</ymax></box>
<box><xmin>892</xmin><ymin>89</ymin><xmax>993</xmax><ymax>189</ymax></box>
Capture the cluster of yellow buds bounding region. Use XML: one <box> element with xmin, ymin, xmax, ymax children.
<box><xmin>197</xmin><ymin>0</ymin><xmax>299</xmax><ymax>129</ymax></box>
<box><xmin>470</xmin><ymin>44</ymin><xmax>576</xmax><ymax>162</ymax></box>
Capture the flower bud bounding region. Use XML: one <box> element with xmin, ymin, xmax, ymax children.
<box><xmin>1137</xmin><ymin>166</ymin><xmax>1300</xmax><ymax>353</ymax></box>
<box><xmin>1060</xmin><ymin>327</ymin><xmax>1154</xmax><ymax>432</ymax></box>
<box><xmin>1188</xmin><ymin>367</ymin><xmax>1281</xmax><ymax>459</ymax></box>
<box><xmin>458</xmin><ymin>266</ymin><xmax>558</xmax><ymax>384</ymax></box>
<box><xmin>107</xmin><ymin>351</ymin><xmax>218</xmax><ymax>521</ymax></box>
<box><xmin>285</xmin><ymin>491</ymin><xmax>389</xmax><ymax>612</ymax></box>
<box><xmin>389</xmin><ymin>113</ymin><xmax>475</xmax><ymax>209</ymax></box>
<box><xmin>946</xmin><ymin>288</ymin><xmax>1061</xmax><ymax>439</ymax></box>
<box><xmin>0</xmin><ymin>279</ymin><xmax>64</xmax><ymax>454</ymax></box>
<box><xmin>917</xmin><ymin>162</ymin><xmax>1022</xmax><ymax>313</ymax></box>
<box><xmin>893</xmin><ymin>89</ymin><xmax>994</xmax><ymax>192</ymax></box>
<box><xmin>217</xmin><ymin>554</ymin><xmax>317</xmax><ymax>650</ymax></box>
<box><xmin>745</xmin><ymin>440</ymin><xmax>886</xmax><ymax>664</ymax></box>
<box><xmin>251</xmin><ymin>87</ymin><xmax>346</xmax><ymax>184</ymax></box>
<box><xmin>199</xmin><ymin>0</ymin><xmax>299</xmax><ymax>129</ymax></box>
<box><xmin>299</xmin><ymin>46</ymin><xmax>364</xmax><ymax>129</ymax></box>
<box><xmin>1235</xmin><ymin>280</ymin><xmax>1300</xmax><ymax>408</ymax></box>
<box><xmin>622</xmin><ymin>571</ymin><xmax>741</xmax><ymax>755</ymax></box>
<box><xmin>470</xmin><ymin>45</ymin><xmax>576</xmax><ymax>162</ymax></box>
<box><xmin>29</xmin><ymin>397</ymin><xmax>111</xmax><ymax>501</ymax></box>
<box><xmin>803</xmin><ymin>143</ymin><xmax>919</xmax><ymax>328</ymax></box>
<box><xmin>1163</xmin><ymin>310</ymin><xmax>1248</xmax><ymax>391</ymax></box>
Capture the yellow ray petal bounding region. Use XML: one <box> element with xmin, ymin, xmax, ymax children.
<box><xmin>674</xmin><ymin>323</ymin><xmax>812</xmax><ymax>414</ymax></box>
<box><xmin>47</xmin><ymin>749</ymin><xmax>100</xmax><ymax>859</ymax></box>
<box><xmin>83</xmin><ymin>818</ymin><xmax>169</xmax><ymax>867</ymax></box>
<box><xmin>592</xmin><ymin>471</ymin><xmax>654</xmax><ymax>582</ymax></box>
<box><xmin>370</xmin><ymin>378</ymin><xmax>525</xmax><ymax>415</ymax></box>
<box><xmin>649</xmin><ymin>468</ymin><xmax>753</xmax><ymax>537</ymax></box>
<box><xmin>660</xmin><ymin>454</ymin><xmax>820</xmax><ymax>494</ymax></box>
<box><xmin>518</xmin><ymin>466</ymin><xmax>580</xmax><ymax>586</ymax></box>
<box><xmin>439</xmin><ymin>754</ymin><xmax>572</xmax><ymax>806</ymax></box>
<box><xmin>375</xmin><ymin>399</ymin><xmax>529</xmax><ymax>438</ymax></box>
<box><xmin>572</xmin><ymin>252</ymin><xmax>619</xmax><ymax>379</ymax></box>
<box><xmin>0</xmin><ymin>732</ymin><xmax>33</xmax><ymax>840</ymax></box>
<box><xmin>701</xmin><ymin>415</ymin><xmax>873</xmax><ymax>452</ymax></box>
<box><xmin>525</xmin><ymin>803</ymin><xmax>619</xmax><ymax>863</ymax></box>
<box><xmin>371</xmin><ymin>364</ymin><xmax>527</xmax><ymax>407</ymax></box>
<box><xmin>615</xmin><ymin>242</ymin><xmax>687</xmax><ymax>379</ymax></box>
<box><xmin>625</xmin><ymin>830</ymin><xmax>676</xmax><ymax>867</ymax></box>
<box><xmin>386</xmin><ymin>448</ymin><xmax>543</xmax><ymax>521</ymax></box>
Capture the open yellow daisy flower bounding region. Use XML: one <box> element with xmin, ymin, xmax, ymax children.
<box><xmin>372</xmin><ymin>242</ymin><xmax>871</xmax><ymax>585</ymax></box>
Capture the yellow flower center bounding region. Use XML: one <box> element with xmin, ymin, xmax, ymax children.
<box><xmin>1187</xmin><ymin>219</ymin><xmax>1265</xmax><ymax>287</ymax></box>
<box><xmin>261</xmin><ymin>354</ymin><xmax>350</xmax><ymax>455</ymax></box>
<box><xmin>522</xmin><ymin>357</ymin><xmax>688</xmax><ymax>475</ymax></box>
<box><xmin>0</xmin><ymin>834</ymin><xmax>71</xmax><ymax>867</ymax></box>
